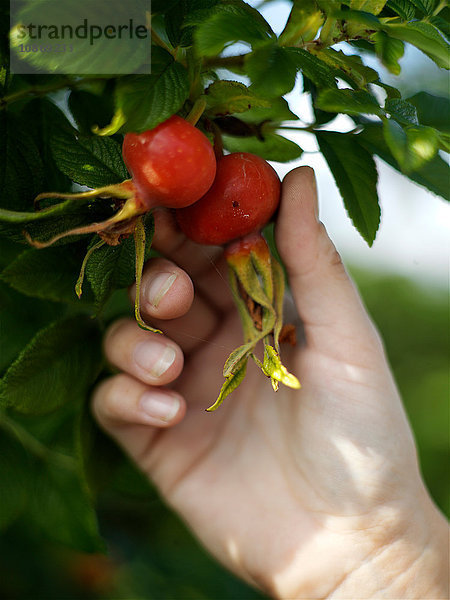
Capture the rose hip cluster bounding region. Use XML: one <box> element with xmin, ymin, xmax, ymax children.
<box><xmin>30</xmin><ymin>115</ymin><xmax>299</xmax><ymax>409</ymax></box>
<box><xmin>122</xmin><ymin>116</ymin><xmax>298</xmax><ymax>410</ymax></box>
<box><xmin>122</xmin><ymin>115</ymin><xmax>281</xmax><ymax>245</ymax></box>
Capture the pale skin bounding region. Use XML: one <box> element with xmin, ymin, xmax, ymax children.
<box><xmin>93</xmin><ymin>167</ymin><xmax>449</xmax><ymax>599</ymax></box>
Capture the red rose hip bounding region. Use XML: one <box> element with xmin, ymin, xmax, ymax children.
<box><xmin>176</xmin><ymin>152</ymin><xmax>281</xmax><ymax>245</ymax></box>
<box><xmin>122</xmin><ymin>115</ymin><xmax>216</xmax><ymax>209</ymax></box>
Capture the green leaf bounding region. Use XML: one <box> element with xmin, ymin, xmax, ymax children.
<box><xmin>374</xmin><ymin>81</ymin><xmax>402</xmax><ymax>99</ymax></box>
<box><xmin>437</xmin><ymin>132</ymin><xmax>450</xmax><ymax>153</ymax></box>
<box><xmin>28</xmin><ymin>457</ymin><xmax>104</xmax><ymax>552</ymax></box>
<box><xmin>0</xmin><ymin>112</ymin><xmax>44</xmax><ymax>211</ymax></box>
<box><xmin>68</xmin><ymin>88</ymin><xmax>115</xmax><ymax>135</ymax></box>
<box><xmin>109</xmin><ymin>50</ymin><xmax>190</xmax><ymax>134</ymax></box>
<box><xmin>317</xmin><ymin>49</ymin><xmax>379</xmax><ymax>87</ymax></box>
<box><xmin>315</xmin><ymin>88</ymin><xmax>382</xmax><ymax>115</ymax></box>
<box><xmin>358</xmin><ymin>123</ymin><xmax>450</xmax><ymax>200</ymax></box>
<box><xmin>0</xmin><ymin>425</ymin><xmax>32</xmax><ymax>530</ymax></box>
<box><xmin>237</xmin><ymin>97</ymin><xmax>299</xmax><ymax>124</ymax></box>
<box><xmin>383</xmin><ymin>120</ymin><xmax>439</xmax><ymax>172</ymax></box>
<box><xmin>409</xmin><ymin>0</ymin><xmax>435</xmax><ymax>15</ymax></box>
<box><xmin>0</xmin><ymin>316</ymin><xmax>103</xmax><ymax>415</ymax></box>
<box><xmin>76</xmin><ymin>405</ymin><xmax>124</xmax><ymax>495</ymax></box>
<box><xmin>385</xmin><ymin>98</ymin><xmax>418</xmax><ymax>125</ymax></box>
<box><xmin>373</xmin><ymin>30</ymin><xmax>405</xmax><ymax>74</ymax></box>
<box><xmin>1</xmin><ymin>243</ymin><xmax>94</xmax><ymax>304</ymax></box>
<box><xmin>385</xmin><ymin>21</ymin><xmax>450</xmax><ymax>69</ymax></box>
<box><xmin>0</xmin><ymin>283</ymin><xmax>62</xmax><ymax>375</ymax></box>
<box><xmin>86</xmin><ymin>214</ymin><xmax>154</xmax><ymax>309</ymax></box>
<box><xmin>9</xmin><ymin>400</ymin><xmax>105</xmax><ymax>554</ymax></box>
<box><xmin>223</xmin><ymin>132</ymin><xmax>303</xmax><ymax>162</ymax></box>
<box><xmin>12</xmin><ymin>399</ymin><xmax>79</xmax><ymax>455</ymax></box>
<box><xmin>382</xmin><ymin>119</ymin><xmax>408</xmax><ymax>168</ymax></box>
<box><xmin>0</xmin><ymin>236</ymin><xmax>23</xmax><ymax>270</ymax></box>
<box><xmin>342</xmin><ymin>10</ymin><xmax>382</xmax><ymax>39</ymax></box>
<box><xmin>430</xmin><ymin>14</ymin><xmax>450</xmax><ymax>39</ymax></box>
<box><xmin>204</xmin><ymin>80</ymin><xmax>270</xmax><ymax>116</ymax></box>
<box><xmin>331</xmin><ymin>8</ymin><xmax>383</xmax><ymax>29</ymax></box>
<box><xmin>152</xmin><ymin>0</ymin><xmax>186</xmax><ymax>14</ymax></box>
<box><xmin>303</xmin><ymin>76</ymin><xmax>338</xmax><ymax>125</ymax></box>
<box><xmin>350</xmin><ymin>38</ymin><xmax>377</xmax><ymax>53</ymax></box>
<box><xmin>279</xmin><ymin>0</ymin><xmax>324</xmax><ymax>45</ymax></box>
<box><xmin>316</xmin><ymin>131</ymin><xmax>380</xmax><ymax>245</ymax></box>
<box><xmin>246</xmin><ymin>44</ymin><xmax>298</xmax><ymax>98</ymax></box>
<box><xmin>286</xmin><ymin>47</ymin><xmax>338</xmax><ymax>89</ymax></box>
<box><xmin>21</xmin><ymin>99</ymin><xmax>72</xmax><ymax>192</ymax></box>
<box><xmin>315</xmin><ymin>0</ymin><xmax>341</xmax><ymax>8</ymax></box>
<box><xmin>51</xmin><ymin>124</ymin><xmax>128</xmax><ymax>188</ymax></box>
<box><xmin>386</xmin><ymin>0</ymin><xmax>415</xmax><ymax>20</ymax></box>
<box><xmin>407</xmin><ymin>92</ymin><xmax>450</xmax><ymax>133</ymax></box>
<box><xmin>194</xmin><ymin>4</ymin><xmax>274</xmax><ymax>56</ymax></box>
<box><xmin>350</xmin><ymin>0</ymin><xmax>387</xmax><ymax>14</ymax></box>
<box><xmin>165</xmin><ymin>0</ymin><xmax>220</xmax><ymax>47</ymax></box>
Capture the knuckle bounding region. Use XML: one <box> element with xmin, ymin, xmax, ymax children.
<box><xmin>328</xmin><ymin>245</ymin><xmax>344</xmax><ymax>270</ymax></box>
<box><xmin>318</xmin><ymin>223</ymin><xmax>346</xmax><ymax>273</ymax></box>
<box><xmin>104</xmin><ymin>318</ymin><xmax>133</xmax><ymax>348</ymax></box>
<box><xmin>92</xmin><ymin>373</ymin><xmax>133</xmax><ymax>425</ymax></box>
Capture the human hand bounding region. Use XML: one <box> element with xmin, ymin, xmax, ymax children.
<box><xmin>93</xmin><ymin>167</ymin><xmax>448</xmax><ymax>599</ymax></box>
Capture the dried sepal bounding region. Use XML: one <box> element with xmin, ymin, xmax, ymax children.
<box><xmin>227</xmin><ymin>268</ymin><xmax>260</xmax><ymax>342</ymax></box>
<box><xmin>34</xmin><ymin>180</ymin><xmax>135</xmax><ymax>209</ymax></box>
<box><xmin>262</xmin><ymin>344</ymin><xmax>300</xmax><ymax>390</ymax></box>
<box><xmin>226</xmin><ymin>246</ymin><xmax>274</xmax><ymax>313</ymax></box>
<box><xmin>26</xmin><ymin>196</ymin><xmax>144</xmax><ymax>249</ymax></box>
<box><xmin>223</xmin><ymin>342</ymin><xmax>255</xmax><ymax>377</ymax></box>
<box><xmin>207</xmin><ymin>358</ymin><xmax>248</xmax><ymax>412</ymax></box>
<box><xmin>214</xmin><ymin>232</ymin><xmax>301</xmax><ymax>410</ymax></box>
<box><xmin>133</xmin><ymin>216</ymin><xmax>162</xmax><ymax>335</ymax></box>
<box><xmin>271</xmin><ymin>257</ymin><xmax>286</xmax><ymax>354</ymax></box>
<box><xmin>75</xmin><ymin>238</ymin><xmax>105</xmax><ymax>298</ymax></box>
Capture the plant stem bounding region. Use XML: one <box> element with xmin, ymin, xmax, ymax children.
<box><xmin>204</xmin><ymin>54</ymin><xmax>247</xmax><ymax>69</ymax></box>
<box><xmin>278</xmin><ymin>125</ymin><xmax>316</xmax><ymax>132</ymax></box>
<box><xmin>432</xmin><ymin>0</ymin><xmax>447</xmax><ymax>16</ymax></box>
<box><xmin>150</xmin><ymin>26</ymin><xmax>176</xmax><ymax>57</ymax></box>
<box><xmin>211</xmin><ymin>121</ymin><xmax>224</xmax><ymax>159</ymax></box>
<box><xmin>0</xmin><ymin>76</ymin><xmax>109</xmax><ymax>109</ymax></box>
<box><xmin>278</xmin><ymin>124</ymin><xmax>363</xmax><ymax>135</ymax></box>
<box><xmin>186</xmin><ymin>97</ymin><xmax>207</xmax><ymax>126</ymax></box>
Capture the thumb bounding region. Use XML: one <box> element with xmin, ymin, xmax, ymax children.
<box><xmin>275</xmin><ymin>166</ymin><xmax>382</xmax><ymax>360</ymax></box>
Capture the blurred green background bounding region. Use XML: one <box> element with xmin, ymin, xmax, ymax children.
<box><xmin>0</xmin><ymin>268</ymin><xmax>448</xmax><ymax>600</ymax></box>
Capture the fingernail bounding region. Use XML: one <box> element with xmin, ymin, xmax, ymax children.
<box><xmin>140</xmin><ymin>391</ymin><xmax>180</xmax><ymax>423</ymax></box>
<box><xmin>146</xmin><ymin>272</ymin><xmax>177</xmax><ymax>307</ymax></box>
<box><xmin>134</xmin><ymin>342</ymin><xmax>177</xmax><ymax>377</ymax></box>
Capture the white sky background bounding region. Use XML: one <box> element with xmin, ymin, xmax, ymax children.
<box><xmin>246</xmin><ymin>0</ymin><xmax>450</xmax><ymax>289</ymax></box>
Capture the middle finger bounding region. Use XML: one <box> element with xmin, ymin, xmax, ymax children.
<box><xmin>104</xmin><ymin>319</ymin><xmax>184</xmax><ymax>386</ymax></box>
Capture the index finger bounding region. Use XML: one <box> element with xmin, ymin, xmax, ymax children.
<box><xmin>151</xmin><ymin>207</ymin><xmax>222</xmax><ymax>278</ymax></box>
